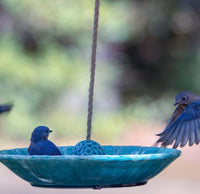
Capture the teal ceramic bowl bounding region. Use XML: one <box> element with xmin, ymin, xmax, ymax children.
<box><xmin>0</xmin><ymin>146</ymin><xmax>181</xmax><ymax>188</ymax></box>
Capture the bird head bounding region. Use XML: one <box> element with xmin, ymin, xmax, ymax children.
<box><xmin>174</xmin><ymin>91</ymin><xmax>199</xmax><ymax>106</ymax></box>
<box><xmin>30</xmin><ymin>126</ymin><xmax>52</xmax><ymax>142</ymax></box>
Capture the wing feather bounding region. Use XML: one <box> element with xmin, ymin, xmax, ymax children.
<box><xmin>180</xmin><ymin>121</ymin><xmax>189</xmax><ymax>147</ymax></box>
<box><xmin>157</xmin><ymin>105</ymin><xmax>185</xmax><ymax>137</ymax></box>
<box><xmin>173</xmin><ymin>121</ymin><xmax>185</xmax><ymax>148</ymax></box>
<box><xmin>157</xmin><ymin>101</ymin><xmax>200</xmax><ymax>148</ymax></box>
<box><xmin>194</xmin><ymin>119</ymin><xmax>200</xmax><ymax>144</ymax></box>
<box><xmin>188</xmin><ymin>120</ymin><xmax>195</xmax><ymax>146</ymax></box>
<box><xmin>161</xmin><ymin>121</ymin><xmax>180</xmax><ymax>146</ymax></box>
<box><xmin>157</xmin><ymin>121</ymin><xmax>179</xmax><ymax>143</ymax></box>
<box><xmin>162</xmin><ymin>121</ymin><xmax>184</xmax><ymax>147</ymax></box>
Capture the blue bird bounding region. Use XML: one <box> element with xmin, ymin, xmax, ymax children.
<box><xmin>156</xmin><ymin>91</ymin><xmax>200</xmax><ymax>149</ymax></box>
<box><xmin>28</xmin><ymin>126</ymin><xmax>62</xmax><ymax>155</ymax></box>
<box><xmin>0</xmin><ymin>104</ymin><xmax>13</xmax><ymax>114</ymax></box>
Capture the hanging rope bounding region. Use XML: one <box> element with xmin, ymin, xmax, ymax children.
<box><xmin>86</xmin><ymin>0</ymin><xmax>100</xmax><ymax>140</ymax></box>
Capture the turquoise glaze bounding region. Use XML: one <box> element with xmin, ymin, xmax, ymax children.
<box><xmin>0</xmin><ymin>146</ymin><xmax>181</xmax><ymax>188</ymax></box>
<box><xmin>72</xmin><ymin>140</ymin><xmax>105</xmax><ymax>155</ymax></box>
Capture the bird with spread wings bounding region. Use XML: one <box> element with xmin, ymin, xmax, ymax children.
<box><xmin>156</xmin><ymin>91</ymin><xmax>200</xmax><ymax>149</ymax></box>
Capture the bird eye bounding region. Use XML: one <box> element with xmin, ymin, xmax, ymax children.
<box><xmin>47</xmin><ymin>130</ymin><xmax>49</xmax><ymax>133</ymax></box>
<box><xmin>182</xmin><ymin>97</ymin><xmax>186</xmax><ymax>101</ymax></box>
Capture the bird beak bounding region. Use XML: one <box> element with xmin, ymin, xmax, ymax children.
<box><xmin>49</xmin><ymin>130</ymin><xmax>53</xmax><ymax>133</ymax></box>
<box><xmin>174</xmin><ymin>102</ymin><xmax>178</xmax><ymax>106</ymax></box>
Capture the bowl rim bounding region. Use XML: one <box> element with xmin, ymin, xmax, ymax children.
<box><xmin>0</xmin><ymin>146</ymin><xmax>181</xmax><ymax>162</ymax></box>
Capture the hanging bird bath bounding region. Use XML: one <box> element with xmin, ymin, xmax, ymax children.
<box><xmin>0</xmin><ymin>0</ymin><xmax>181</xmax><ymax>189</ymax></box>
<box><xmin>0</xmin><ymin>146</ymin><xmax>180</xmax><ymax>188</ymax></box>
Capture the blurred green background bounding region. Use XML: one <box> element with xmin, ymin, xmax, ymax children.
<box><xmin>0</xmin><ymin>0</ymin><xmax>200</xmax><ymax>145</ymax></box>
<box><xmin>1</xmin><ymin>0</ymin><xmax>200</xmax><ymax>194</ymax></box>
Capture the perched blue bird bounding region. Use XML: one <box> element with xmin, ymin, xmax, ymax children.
<box><xmin>28</xmin><ymin>126</ymin><xmax>62</xmax><ymax>155</ymax></box>
<box><xmin>0</xmin><ymin>104</ymin><xmax>13</xmax><ymax>114</ymax></box>
<box><xmin>156</xmin><ymin>91</ymin><xmax>200</xmax><ymax>149</ymax></box>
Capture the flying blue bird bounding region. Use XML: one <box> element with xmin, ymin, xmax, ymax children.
<box><xmin>0</xmin><ymin>104</ymin><xmax>13</xmax><ymax>114</ymax></box>
<box><xmin>28</xmin><ymin>126</ymin><xmax>62</xmax><ymax>155</ymax></box>
<box><xmin>156</xmin><ymin>91</ymin><xmax>200</xmax><ymax>149</ymax></box>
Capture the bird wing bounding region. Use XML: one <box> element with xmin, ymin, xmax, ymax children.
<box><xmin>45</xmin><ymin>141</ymin><xmax>62</xmax><ymax>155</ymax></box>
<box><xmin>157</xmin><ymin>101</ymin><xmax>200</xmax><ymax>148</ymax></box>
<box><xmin>28</xmin><ymin>143</ymin><xmax>41</xmax><ymax>155</ymax></box>
<box><xmin>165</xmin><ymin>104</ymin><xmax>186</xmax><ymax>127</ymax></box>
<box><xmin>28</xmin><ymin>141</ymin><xmax>62</xmax><ymax>155</ymax></box>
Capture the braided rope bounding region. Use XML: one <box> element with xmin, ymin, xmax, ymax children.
<box><xmin>86</xmin><ymin>0</ymin><xmax>100</xmax><ymax>140</ymax></box>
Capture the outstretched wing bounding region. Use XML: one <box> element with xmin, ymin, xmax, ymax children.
<box><xmin>157</xmin><ymin>101</ymin><xmax>200</xmax><ymax>148</ymax></box>
<box><xmin>165</xmin><ymin>104</ymin><xmax>186</xmax><ymax>127</ymax></box>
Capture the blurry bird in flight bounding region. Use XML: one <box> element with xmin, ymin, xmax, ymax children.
<box><xmin>28</xmin><ymin>126</ymin><xmax>62</xmax><ymax>155</ymax></box>
<box><xmin>155</xmin><ymin>91</ymin><xmax>200</xmax><ymax>149</ymax></box>
<box><xmin>0</xmin><ymin>104</ymin><xmax>13</xmax><ymax>114</ymax></box>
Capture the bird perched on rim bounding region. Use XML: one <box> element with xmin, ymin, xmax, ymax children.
<box><xmin>28</xmin><ymin>126</ymin><xmax>62</xmax><ymax>155</ymax></box>
<box><xmin>0</xmin><ymin>104</ymin><xmax>13</xmax><ymax>114</ymax></box>
<box><xmin>156</xmin><ymin>91</ymin><xmax>200</xmax><ymax>149</ymax></box>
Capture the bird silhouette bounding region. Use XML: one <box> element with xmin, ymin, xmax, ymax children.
<box><xmin>156</xmin><ymin>91</ymin><xmax>200</xmax><ymax>149</ymax></box>
<box><xmin>0</xmin><ymin>104</ymin><xmax>13</xmax><ymax>114</ymax></box>
<box><xmin>28</xmin><ymin>126</ymin><xmax>62</xmax><ymax>155</ymax></box>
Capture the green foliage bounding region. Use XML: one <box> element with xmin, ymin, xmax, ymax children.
<box><xmin>0</xmin><ymin>0</ymin><xmax>199</xmax><ymax>143</ymax></box>
<box><xmin>0</xmin><ymin>35</ymin><xmax>122</xmax><ymax>141</ymax></box>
